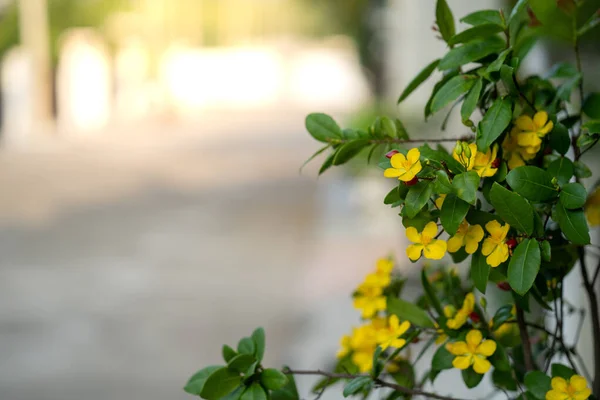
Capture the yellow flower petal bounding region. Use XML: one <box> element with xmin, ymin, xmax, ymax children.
<box><xmin>446</xmin><ymin>342</ymin><xmax>469</xmax><ymax>355</ymax></box>
<box><xmin>377</xmin><ymin>259</ymin><xmax>393</xmax><ymax>274</ymax></box>
<box><xmin>569</xmin><ymin>375</ymin><xmax>588</xmax><ymax>391</ymax></box>
<box><xmin>390</xmin><ymin>153</ymin><xmax>407</xmax><ymax>168</ymax></box>
<box><xmin>398</xmin><ymin>168</ymin><xmax>417</xmax><ymax>182</ymax></box>
<box><xmin>390</xmin><ymin>338</ymin><xmax>407</xmax><ymax>349</ymax></box>
<box><xmin>546</xmin><ymin>390</ymin><xmax>569</xmax><ymax>400</ymax></box>
<box><xmin>466</xmin><ymin>330</ymin><xmax>482</xmax><ymax>348</ymax></box>
<box><xmin>517</xmin><ymin>131</ymin><xmax>542</xmax><ymax>147</ymax></box>
<box><xmin>384</xmin><ymin>168</ymin><xmax>402</xmax><ymax>178</ymax></box>
<box><xmin>516</xmin><ymin>115</ymin><xmax>535</xmax><ymax>131</ymax></box>
<box><xmin>476</xmin><ymin>339</ymin><xmax>496</xmax><ymax>356</ymax></box>
<box><xmin>423</xmin><ymin>239</ymin><xmax>447</xmax><ymax>260</ymax></box>
<box><xmin>551</xmin><ymin>377</ymin><xmax>568</xmax><ymax>391</ymax></box>
<box><xmin>538</xmin><ymin>120</ymin><xmax>553</xmax><ymax>136</ymax></box>
<box><xmin>533</xmin><ymin>111</ymin><xmax>548</xmax><ymax>128</ymax></box>
<box><xmin>423</xmin><ymin>222</ymin><xmax>438</xmax><ymax>239</ymax></box>
<box><xmin>389</xmin><ymin>315</ymin><xmax>400</xmax><ymax>330</ymax></box>
<box><xmin>447</xmin><ymin>234</ymin><xmax>465</xmax><ymax>253</ymax></box>
<box><xmin>573</xmin><ymin>389</ymin><xmax>591</xmax><ymax>400</ymax></box>
<box><xmin>472</xmin><ymin>355</ymin><xmax>491</xmax><ymax>374</ymax></box>
<box><xmin>406</xmin><ymin>244</ymin><xmax>423</xmax><ymax>261</ymax></box>
<box><xmin>397</xmin><ymin>320</ymin><xmax>411</xmax><ymax>336</ymax></box>
<box><xmin>406</xmin><ymin>148</ymin><xmax>420</xmax><ymax>164</ymax></box>
<box><xmin>481</xmin><ymin>238</ymin><xmax>495</xmax><ymax>256</ymax></box>
<box><xmin>486</xmin><ymin>245</ymin><xmax>506</xmax><ymax>267</ymax></box>
<box><xmin>485</xmin><ymin>220</ymin><xmax>502</xmax><ymax>235</ymax></box>
<box><xmin>406</xmin><ymin>227</ymin><xmax>421</xmax><ymax>243</ymax></box>
<box><xmin>452</xmin><ymin>355</ymin><xmax>473</xmax><ymax>370</ymax></box>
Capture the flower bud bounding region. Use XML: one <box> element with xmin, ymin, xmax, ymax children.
<box><xmin>491</xmin><ymin>158</ymin><xmax>501</xmax><ymax>168</ymax></box>
<box><xmin>454</xmin><ymin>141</ymin><xmax>463</xmax><ymax>155</ymax></box>
<box><xmin>403</xmin><ymin>177</ymin><xmax>419</xmax><ymax>186</ymax></box>
<box><xmin>469</xmin><ymin>312</ymin><xmax>481</xmax><ymax>323</ymax></box>
<box><xmin>506</xmin><ymin>238</ymin><xmax>518</xmax><ymax>250</ymax></box>
<box><xmin>386</xmin><ymin>150</ymin><xmax>400</xmax><ymax>159</ymax></box>
<box><xmin>497</xmin><ymin>282</ymin><xmax>511</xmax><ymax>291</ymax></box>
<box><xmin>462</xmin><ymin>142</ymin><xmax>472</xmax><ymax>158</ymax></box>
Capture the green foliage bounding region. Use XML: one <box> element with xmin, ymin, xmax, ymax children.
<box><xmin>305</xmin><ymin>113</ymin><xmax>342</xmax><ymax>143</ymax></box>
<box><xmin>508</xmin><ymin>239</ymin><xmax>541</xmax><ymax>295</ymax></box>
<box><xmin>489</xmin><ymin>183</ymin><xmax>534</xmax><ymax>235</ymax></box>
<box><xmin>470</xmin><ymin>251</ymin><xmax>490</xmax><ymax>294</ymax></box>
<box><xmin>477</xmin><ymin>98</ymin><xmax>513</xmax><ymax>151</ymax></box>
<box><xmin>438</xmin><ymin>37</ymin><xmax>506</xmax><ymax>70</ymax></box>
<box><xmin>559</xmin><ymin>183</ymin><xmax>587</xmax><ymax>209</ymax></box>
<box><xmin>506</xmin><ymin>166</ymin><xmax>558</xmax><ymax>202</ymax></box>
<box><xmin>525</xmin><ymin>371</ymin><xmax>552</xmax><ymax>399</ymax></box>
<box><xmin>387</xmin><ymin>297</ymin><xmax>434</xmax><ymax>328</ymax></box>
<box><xmin>397</xmin><ymin>59</ymin><xmax>440</xmax><ymax>104</ymax></box>
<box><xmin>440</xmin><ymin>194</ymin><xmax>470</xmax><ymax>235</ymax></box>
<box><xmin>435</xmin><ymin>0</ymin><xmax>456</xmax><ymax>44</ymax></box>
<box><xmin>431</xmin><ymin>75</ymin><xmax>478</xmax><ymax>114</ymax></box>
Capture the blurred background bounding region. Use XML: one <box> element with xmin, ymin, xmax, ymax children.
<box><xmin>0</xmin><ymin>1</ymin><xmax>598</xmax><ymax>399</ymax></box>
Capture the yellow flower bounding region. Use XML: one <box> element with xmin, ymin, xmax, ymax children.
<box><xmin>546</xmin><ymin>375</ymin><xmax>591</xmax><ymax>400</ymax></box>
<box><xmin>337</xmin><ymin>334</ymin><xmax>352</xmax><ymax>358</ymax></box>
<box><xmin>384</xmin><ymin>148</ymin><xmax>422</xmax><ymax>182</ymax></box>
<box><xmin>434</xmin><ymin>323</ymin><xmax>448</xmax><ymax>344</ymax></box>
<box><xmin>446</xmin><ymin>293</ymin><xmax>475</xmax><ymax>330</ymax></box>
<box><xmin>386</xmin><ymin>355</ymin><xmax>408</xmax><ymax>373</ymax></box>
<box><xmin>489</xmin><ymin>305</ymin><xmax>518</xmax><ymax>339</ymax></box>
<box><xmin>481</xmin><ymin>221</ymin><xmax>510</xmax><ymax>267</ymax></box>
<box><xmin>515</xmin><ymin>111</ymin><xmax>554</xmax><ymax>150</ymax></box>
<box><xmin>446</xmin><ymin>330</ymin><xmax>496</xmax><ymax>374</ymax></box>
<box><xmin>371</xmin><ymin>258</ymin><xmax>394</xmax><ymax>287</ymax></box>
<box><xmin>472</xmin><ymin>144</ymin><xmax>499</xmax><ymax>177</ymax></box>
<box><xmin>353</xmin><ymin>280</ymin><xmax>386</xmax><ymax>318</ymax></box>
<box><xmin>447</xmin><ymin>220</ymin><xmax>485</xmax><ymax>254</ymax></box>
<box><xmin>376</xmin><ymin>315</ymin><xmax>411</xmax><ymax>350</ymax></box>
<box><xmin>348</xmin><ymin>320</ymin><xmax>385</xmax><ymax>372</ymax></box>
<box><xmin>585</xmin><ymin>186</ymin><xmax>600</xmax><ymax>226</ymax></box>
<box><xmin>435</xmin><ymin>194</ymin><xmax>446</xmax><ymax>209</ymax></box>
<box><xmin>406</xmin><ymin>222</ymin><xmax>447</xmax><ymax>261</ymax></box>
<box><xmin>502</xmin><ymin>128</ymin><xmax>528</xmax><ymax>170</ymax></box>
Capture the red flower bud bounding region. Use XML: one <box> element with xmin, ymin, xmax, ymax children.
<box><xmin>506</xmin><ymin>238</ymin><xmax>518</xmax><ymax>250</ymax></box>
<box><xmin>403</xmin><ymin>177</ymin><xmax>419</xmax><ymax>186</ymax></box>
<box><xmin>386</xmin><ymin>150</ymin><xmax>400</xmax><ymax>159</ymax></box>
<box><xmin>491</xmin><ymin>158</ymin><xmax>501</xmax><ymax>168</ymax></box>
<box><xmin>497</xmin><ymin>282</ymin><xmax>511</xmax><ymax>291</ymax></box>
<box><xmin>469</xmin><ymin>312</ymin><xmax>480</xmax><ymax>323</ymax></box>
<box><xmin>543</xmin><ymin>146</ymin><xmax>553</xmax><ymax>155</ymax></box>
<box><xmin>411</xmin><ymin>337</ymin><xmax>420</xmax><ymax>343</ymax></box>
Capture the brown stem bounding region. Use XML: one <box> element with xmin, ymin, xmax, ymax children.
<box><xmin>326</xmin><ymin>137</ymin><xmax>473</xmax><ymax>145</ymax></box>
<box><xmin>283</xmin><ymin>369</ymin><xmax>467</xmax><ymax>400</ymax></box>
<box><xmin>578</xmin><ymin>247</ymin><xmax>600</xmax><ymax>396</ymax></box>
<box><xmin>516</xmin><ymin>305</ymin><xmax>535</xmax><ymax>372</ymax></box>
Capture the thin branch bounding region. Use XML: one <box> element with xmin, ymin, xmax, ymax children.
<box><xmin>283</xmin><ymin>369</ymin><xmax>467</xmax><ymax>400</ymax></box>
<box><xmin>325</xmin><ymin>137</ymin><xmax>473</xmax><ymax>145</ymax></box>
<box><xmin>592</xmin><ymin>257</ymin><xmax>600</xmax><ymax>287</ymax></box>
<box><xmin>516</xmin><ymin>305</ymin><xmax>535</xmax><ymax>372</ymax></box>
<box><xmin>578</xmin><ymin>247</ymin><xmax>600</xmax><ymax>395</ymax></box>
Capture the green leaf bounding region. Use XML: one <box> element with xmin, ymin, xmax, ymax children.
<box><xmin>238</xmin><ymin>337</ymin><xmax>256</xmax><ymax>355</ymax></box>
<box><xmin>525</xmin><ymin>371</ymin><xmax>552</xmax><ymax>400</ymax></box>
<box><xmin>184</xmin><ymin>366</ymin><xmax>223</xmax><ymax>395</ymax></box>
<box><xmin>260</xmin><ymin>369</ymin><xmax>289</xmax><ymax>391</ymax></box>
<box><xmin>402</xmin><ymin>209</ymin><xmax>436</xmax><ymax>232</ymax></box>
<box><xmin>222</xmin><ymin>345</ymin><xmax>238</xmax><ymax>363</ymax></box>
<box><xmin>318</xmin><ymin>153</ymin><xmax>335</xmax><ymax>175</ymax></box>
<box><xmin>461</xmin><ymin>10</ymin><xmax>503</xmax><ymax>26</ymax></box>
<box><xmin>300</xmin><ymin>145</ymin><xmax>330</xmax><ymax>172</ymax></box>
<box><xmin>560</xmin><ymin>183</ymin><xmax>587</xmax><ymax>209</ymax></box>
<box><xmin>547</xmin><ymin>157</ymin><xmax>574</xmax><ymax>185</ymax></box>
<box><xmin>403</xmin><ymin>182</ymin><xmax>433</xmax><ymax>218</ymax></box>
<box><xmin>582</xmin><ymin>120</ymin><xmax>600</xmax><ymax>134</ymax></box>
<box><xmin>462</xmin><ymin>368</ymin><xmax>484</xmax><ymax>388</ymax></box>
<box><xmin>541</xmin><ymin>240</ymin><xmax>551</xmax><ymax>262</ymax></box>
<box><xmin>372</xmin><ymin>346</ymin><xmax>384</xmax><ymax>377</ymax></box>
<box><xmin>431</xmin><ymin>344</ymin><xmax>454</xmax><ymax>370</ymax></box>
<box><xmin>491</xmin><ymin>305</ymin><xmax>515</xmax><ymax>330</ymax></box>
<box><xmin>549</xmin><ymin>123</ymin><xmax>570</xmax><ymax>155</ymax></box>
<box><xmin>508</xmin><ymin>0</ymin><xmax>529</xmax><ymax>25</ymax></box>
<box><xmin>489</xmin><ymin>183</ymin><xmax>534</xmax><ymax>235</ymax></box>
<box><xmin>452</xmin><ymin>171</ymin><xmax>480</xmax><ymax>204</ymax></box>
<box><xmin>477</xmin><ymin>97</ymin><xmax>513</xmax><ymax>151</ymax></box>
<box><xmin>529</xmin><ymin>0</ymin><xmax>576</xmax><ymax>42</ymax></box>
<box><xmin>551</xmin><ymin>363</ymin><xmax>575</xmax><ymax>380</ymax></box>
<box><xmin>546</xmin><ymin>62</ymin><xmax>579</xmax><ymax>79</ymax></box>
<box><xmin>438</xmin><ymin>37</ymin><xmax>506</xmax><ymax>70</ymax></box>
<box><xmin>573</xmin><ymin>161</ymin><xmax>592</xmax><ymax>178</ymax></box>
<box><xmin>500</xmin><ymin>64</ymin><xmax>517</xmax><ymax>95</ymax></box>
<box><xmin>577</xmin><ymin>12</ymin><xmax>600</xmax><ymax>37</ymax></box>
<box><xmin>251</xmin><ymin>328</ymin><xmax>266</xmax><ymax>362</ymax></box>
<box><xmin>398</xmin><ymin>59</ymin><xmax>440</xmax><ymax>104</ymax></box>
<box><xmin>461</xmin><ymin>78</ymin><xmax>483</xmax><ymax>122</ymax></box>
<box><xmin>222</xmin><ymin>386</ymin><xmax>245</xmax><ymax>400</ymax></box>
<box><xmin>471</xmin><ymin>251</ymin><xmax>490</xmax><ymax>294</ymax></box>
<box><xmin>384</xmin><ymin>184</ymin><xmax>407</xmax><ymax>206</ymax></box>
<box><xmin>387</xmin><ymin>297</ymin><xmax>435</xmax><ymax>328</ymax></box>
<box><xmin>343</xmin><ymin>376</ymin><xmax>371</xmax><ymax>397</ymax></box>
<box><xmin>200</xmin><ymin>367</ymin><xmax>242</xmax><ymax>400</ymax></box>
<box><xmin>489</xmin><ymin>343</ymin><xmax>511</xmax><ymax>371</ymax></box>
<box><xmin>434</xmin><ymin>170</ymin><xmax>454</xmax><ymax>194</ymax></box>
<box><xmin>241</xmin><ymin>383</ymin><xmax>268</xmax><ymax>400</ymax></box>
<box><xmin>577</xmin><ymin>133</ymin><xmax>600</xmax><ymax>149</ymax></box>
<box><xmin>466</xmin><ymin>209</ymin><xmax>503</xmax><ymax>226</ymax></box>
<box><xmin>440</xmin><ymin>194</ymin><xmax>470</xmax><ymax>235</ymax></box>
<box><xmin>505</xmin><ymin>166</ymin><xmax>558</xmax><ymax>202</ymax></box>
<box><xmin>553</xmin><ymin>202</ymin><xmax>590</xmax><ymax>245</ymax></box>
<box><xmin>493</xmin><ymin>369</ymin><xmax>517</xmax><ymax>391</ymax></box>
<box><xmin>448</xmin><ymin>24</ymin><xmax>504</xmax><ymax>46</ymax></box>
<box><xmin>508</xmin><ymin>239</ymin><xmax>541</xmax><ymax>295</ymax></box>
<box><xmin>271</xmin><ymin>366</ymin><xmax>299</xmax><ymax>400</ymax></box>
<box><xmin>333</xmin><ymin>139</ymin><xmax>369</xmax><ymax>166</ymax></box>
<box><xmin>556</xmin><ymin>75</ymin><xmax>582</xmax><ymax>102</ymax></box>
<box><xmin>421</xmin><ymin>269</ymin><xmax>445</xmax><ymax>318</ymax></box>
<box><xmin>228</xmin><ymin>354</ymin><xmax>256</xmax><ymax>373</ymax></box>
<box><xmin>436</xmin><ymin>0</ymin><xmax>456</xmax><ymax>43</ymax></box>
<box><xmin>583</xmin><ymin>92</ymin><xmax>600</xmax><ymax>119</ymax></box>
<box><xmin>426</xmin><ymin>69</ymin><xmax>460</xmax><ymax>118</ymax></box>
<box><xmin>305</xmin><ymin>113</ymin><xmax>342</xmax><ymax>143</ymax></box>
<box><xmin>431</xmin><ymin>75</ymin><xmax>477</xmax><ymax>114</ymax></box>
<box><xmin>486</xmin><ymin>48</ymin><xmax>512</xmax><ymax>73</ymax></box>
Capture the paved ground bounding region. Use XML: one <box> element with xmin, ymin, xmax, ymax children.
<box><xmin>0</xmin><ymin>119</ymin><xmax>410</xmax><ymax>400</ymax></box>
